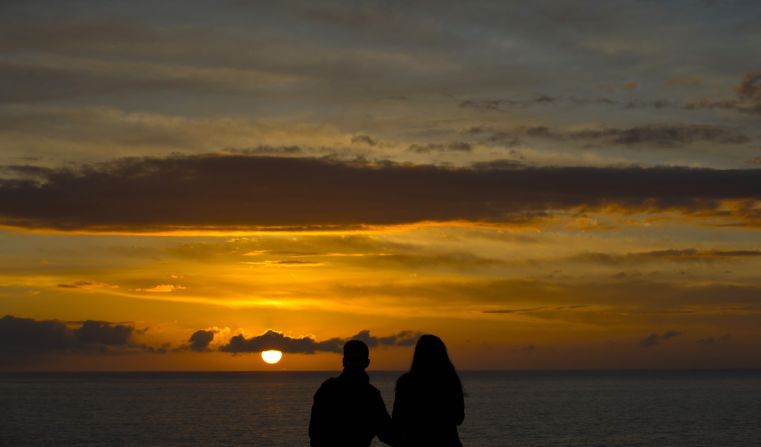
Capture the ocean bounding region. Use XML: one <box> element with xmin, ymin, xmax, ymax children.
<box><xmin>1</xmin><ymin>370</ymin><xmax>759</xmax><ymax>446</ymax></box>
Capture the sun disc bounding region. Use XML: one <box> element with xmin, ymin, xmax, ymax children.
<box><xmin>261</xmin><ymin>350</ymin><xmax>283</xmax><ymax>364</ymax></box>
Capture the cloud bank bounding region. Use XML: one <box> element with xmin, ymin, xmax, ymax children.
<box><xmin>1</xmin><ymin>154</ymin><xmax>759</xmax><ymax>231</ymax></box>
<box><xmin>219</xmin><ymin>329</ymin><xmax>420</xmax><ymax>354</ymax></box>
<box><xmin>0</xmin><ymin>315</ymin><xmax>152</xmax><ymax>363</ymax></box>
<box><xmin>469</xmin><ymin>124</ymin><xmax>749</xmax><ymax>148</ymax></box>
<box><xmin>1</xmin><ymin>315</ymin><xmax>420</xmax><ymax>363</ymax></box>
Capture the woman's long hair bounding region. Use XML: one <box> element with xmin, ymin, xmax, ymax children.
<box><xmin>408</xmin><ymin>334</ymin><xmax>463</xmax><ymax>395</ymax></box>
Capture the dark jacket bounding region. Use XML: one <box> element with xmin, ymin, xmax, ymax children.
<box><xmin>392</xmin><ymin>372</ymin><xmax>464</xmax><ymax>447</ymax></box>
<box><xmin>309</xmin><ymin>369</ymin><xmax>392</xmax><ymax>447</ymax></box>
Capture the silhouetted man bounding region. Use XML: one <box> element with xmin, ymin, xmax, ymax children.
<box><xmin>309</xmin><ymin>340</ymin><xmax>393</xmax><ymax>446</ymax></box>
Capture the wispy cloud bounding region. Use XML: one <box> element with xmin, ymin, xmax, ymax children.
<box><xmin>696</xmin><ymin>334</ymin><xmax>732</xmax><ymax>347</ymax></box>
<box><xmin>469</xmin><ymin>124</ymin><xmax>750</xmax><ymax>148</ymax></box>
<box><xmin>57</xmin><ymin>280</ymin><xmax>119</xmax><ymax>289</ymax></box>
<box><xmin>639</xmin><ymin>330</ymin><xmax>682</xmax><ymax>348</ymax></box>
<box><xmin>135</xmin><ymin>284</ymin><xmax>186</xmax><ymax>293</ymax></box>
<box><xmin>407</xmin><ymin>142</ymin><xmax>472</xmax><ymax>153</ymax></box>
<box><xmin>686</xmin><ymin>72</ymin><xmax>761</xmax><ymax>115</ymax></box>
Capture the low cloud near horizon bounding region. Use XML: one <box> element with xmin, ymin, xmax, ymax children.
<box><xmin>1</xmin><ymin>315</ymin><xmax>422</xmax><ymax>364</ymax></box>
<box><xmin>218</xmin><ymin>329</ymin><xmax>420</xmax><ymax>354</ymax></box>
<box><xmin>0</xmin><ymin>315</ymin><xmax>157</xmax><ymax>364</ymax></box>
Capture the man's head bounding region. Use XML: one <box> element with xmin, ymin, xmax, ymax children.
<box><xmin>342</xmin><ymin>339</ymin><xmax>370</xmax><ymax>370</ymax></box>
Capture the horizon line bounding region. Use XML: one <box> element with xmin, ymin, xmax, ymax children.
<box><xmin>3</xmin><ymin>368</ymin><xmax>761</xmax><ymax>374</ymax></box>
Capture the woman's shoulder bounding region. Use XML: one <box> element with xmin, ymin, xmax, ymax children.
<box><xmin>396</xmin><ymin>372</ymin><xmax>414</xmax><ymax>388</ymax></box>
<box><xmin>397</xmin><ymin>372</ymin><xmax>414</xmax><ymax>381</ymax></box>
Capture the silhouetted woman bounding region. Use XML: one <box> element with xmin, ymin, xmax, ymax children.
<box><xmin>392</xmin><ymin>334</ymin><xmax>464</xmax><ymax>447</ymax></box>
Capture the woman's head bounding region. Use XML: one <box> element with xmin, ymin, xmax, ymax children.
<box><xmin>402</xmin><ymin>334</ymin><xmax>463</xmax><ymax>399</ymax></box>
<box><xmin>410</xmin><ymin>334</ymin><xmax>452</xmax><ymax>373</ymax></box>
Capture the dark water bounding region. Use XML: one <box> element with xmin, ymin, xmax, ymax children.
<box><xmin>1</xmin><ymin>370</ymin><xmax>760</xmax><ymax>446</ymax></box>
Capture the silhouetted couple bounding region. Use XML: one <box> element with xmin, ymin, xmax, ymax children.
<box><xmin>309</xmin><ymin>335</ymin><xmax>464</xmax><ymax>446</ymax></box>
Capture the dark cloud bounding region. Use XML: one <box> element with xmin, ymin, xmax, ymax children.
<box><xmin>471</xmin><ymin>124</ymin><xmax>749</xmax><ymax>148</ymax></box>
<box><xmin>696</xmin><ymin>334</ymin><xmax>732</xmax><ymax>346</ymax></box>
<box><xmin>483</xmin><ymin>305</ymin><xmax>587</xmax><ymax>314</ymax></box>
<box><xmin>469</xmin><ymin>159</ymin><xmax>527</xmax><ymax>170</ymax></box>
<box><xmin>218</xmin><ymin>329</ymin><xmax>418</xmax><ymax>354</ymax></box>
<box><xmin>187</xmin><ymin>329</ymin><xmax>216</xmax><ymax>352</ymax></box>
<box><xmin>746</xmin><ymin>156</ymin><xmax>761</xmax><ymax>165</ymax></box>
<box><xmin>461</xmin><ymin>96</ymin><xmax>678</xmax><ymax>112</ymax></box>
<box><xmin>346</xmin><ymin>251</ymin><xmax>510</xmax><ymax>273</ymax></box>
<box><xmin>220</xmin><ymin>330</ymin><xmax>342</xmax><ymax>354</ymax></box>
<box><xmin>735</xmin><ymin>72</ymin><xmax>761</xmax><ymax>101</ymax></box>
<box><xmin>57</xmin><ymin>281</ymin><xmax>95</xmax><ymax>289</ymax></box>
<box><xmin>351</xmin><ymin>135</ymin><xmax>377</xmax><ymax>146</ymax></box>
<box><xmin>685</xmin><ymin>98</ymin><xmax>761</xmax><ymax>115</ymax></box>
<box><xmin>0</xmin><ymin>154</ymin><xmax>759</xmax><ymax>231</ymax></box>
<box><xmin>75</xmin><ymin>320</ymin><xmax>132</xmax><ymax>345</ymax></box>
<box><xmin>223</xmin><ymin>146</ymin><xmax>304</xmax><ymax>155</ymax></box>
<box><xmin>572</xmin><ymin>249</ymin><xmax>761</xmax><ymax>265</ymax></box>
<box><xmin>484</xmin><ymin>306</ymin><xmax>546</xmax><ymax>314</ymax></box>
<box><xmin>639</xmin><ymin>330</ymin><xmax>682</xmax><ymax>348</ymax></box>
<box><xmin>0</xmin><ymin>315</ymin><xmax>71</xmax><ymax>355</ymax></box>
<box><xmin>573</xmin><ymin>125</ymin><xmax>749</xmax><ymax>146</ymax></box>
<box><xmin>0</xmin><ymin>315</ymin><xmax>144</xmax><ymax>363</ymax></box>
<box><xmin>407</xmin><ymin>142</ymin><xmax>472</xmax><ymax>153</ymax></box>
<box><xmin>686</xmin><ymin>72</ymin><xmax>761</xmax><ymax>115</ymax></box>
<box><xmin>270</xmin><ymin>260</ymin><xmax>321</xmax><ymax>265</ymax></box>
<box><xmin>468</xmin><ymin>126</ymin><xmax>554</xmax><ymax>148</ymax></box>
<box><xmin>349</xmin><ymin>330</ymin><xmax>420</xmax><ymax>348</ymax></box>
<box><xmin>622</xmin><ymin>99</ymin><xmax>676</xmax><ymax>110</ymax></box>
<box><xmin>572</xmin><ymin>98</ymin><xmax>678</xmax><ymax>109</ymax></box>
<box><xmin>571</xmin><ymin>97</ymin><xmax>618</xmax><ymax>106</ymax></box>
<box><xmin>460</xmin><ymin>95</ymin><xmax>557</xmax><ymax>111</ymax></box>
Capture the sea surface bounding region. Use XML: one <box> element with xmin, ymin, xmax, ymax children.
<box><xmin>1</xmin><ymin>370</ymin><xmax>760</xmax><ymax>446</ymax></box>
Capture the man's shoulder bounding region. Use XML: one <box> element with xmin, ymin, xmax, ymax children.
<box><xmin>314</xmin><ymin>377</ymin><xmax>339</xmax><ymax>397</ymax></box>
<box><xmin>366</xmin><ymin>381</ymin><xmax>382</xmax><ymax>396</ymax></box>
<box><xmin>316</xmin><ymin>375</ymin><xmax>382</xmax><ymax>396</ymax></box>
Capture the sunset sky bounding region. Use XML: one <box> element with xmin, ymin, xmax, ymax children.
<box><xmin>1</xmin><ymin>0</ymin><xmax>760</xmax><ymax>371</ymax></box>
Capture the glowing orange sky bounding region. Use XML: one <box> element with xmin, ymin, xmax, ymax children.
<box><xmin>1</xmin><ymin>1</ymin><xmax>760</xmax><ymax>370</ymax></box>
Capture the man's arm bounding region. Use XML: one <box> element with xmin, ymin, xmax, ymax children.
<box><xmin>309</xmin><ymin>385</ymin><xmax>328</xmax><ymax>447</ymax></box>
<box><xmin>453</xmin><ymin>389</ymin><xmax>465</xmax><ymax>426</ymax></box>
<box><xmin>372</xmin><ymin>389</ymin><xmax>395</xmax><ymax>446</ymax></box>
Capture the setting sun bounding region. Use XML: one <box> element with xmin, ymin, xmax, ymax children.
<box><xmin>261</xmin><ymin>350</ymin><xmax>283</xmax><ymax>365</ymax></box>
